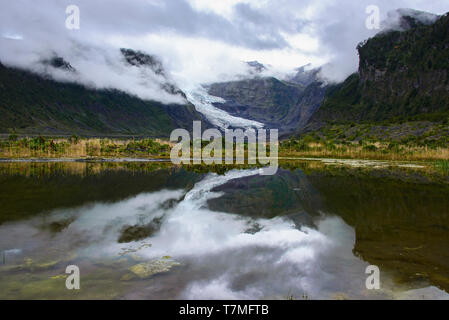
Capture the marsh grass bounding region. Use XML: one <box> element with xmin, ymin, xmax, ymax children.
<box><xmin>434</xmin><ymin>160</ymin><xmax>449</xmax><ymax>175</ymax></box>
<box><xmin>2</xmin><ymin>135</ymin><xmax>449</xmax><ymax>164</ymax></box>
<box><xmin>0</xmin><ymin>161</ymin><xmax>175</xmax><ymax>180</ymax></box>
<box><xmin>0</xmin><ymin>136</ymin><xmax>172</xmax><ymax>159</ymax></box>
<box><xmin>280</xmin><ymin>140</ymin><xmax>449</xmax><ymax>162</ymax></box>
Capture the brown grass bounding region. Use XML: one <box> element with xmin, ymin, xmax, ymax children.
<box><xmin>0</xmin><ymin>138</ymin><xmax>173</xmax><ymax>159</ymax></box>
<box><xmin>1</xmin><ymin>137</ymin><xmax>449</xmax><ymax>162</ymax></box>
<box><xmin>280</xmin><ymin>142</ymin><xmax>449</xmax><ymax>161</ymax></box>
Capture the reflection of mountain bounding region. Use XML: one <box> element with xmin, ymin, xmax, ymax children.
<box><xmin>0</xmin><ymin>163</ymin><xmax>202</xmax><ymax>224</ymax></box>
<box><xmin>306</xmin><ymin>169</ymin><xmax>449</xmax><ymax>292</ymax></box>
<box><xmin>208</xmin><ymin>168</ymin><xmax>325</xmax><ymax>218</ymax></box>
<box><xmin>208</xmin><ymin>165</ymin><xmax>449</xmax><ymax>292</ymax></box>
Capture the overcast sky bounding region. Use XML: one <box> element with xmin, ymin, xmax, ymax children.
<box><xmin>1</xmin><ymin>0</ymin><xmax>449</xmax><ymax>103</ymax></box>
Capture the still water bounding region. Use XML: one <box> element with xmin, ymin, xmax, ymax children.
<box><xmin>0</xmin><ymin>161</ymin><xmax>448</xmax><ymax>299</ymax></box>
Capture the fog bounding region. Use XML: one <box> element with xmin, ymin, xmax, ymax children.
<box><xmin>1</xmin><ymin>0</ymin><xmax>448</xmax><ymax>104</ymax></box>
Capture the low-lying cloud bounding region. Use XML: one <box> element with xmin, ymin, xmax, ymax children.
<box><xmin>1</xmin><ymin>0</ymin><xmax>448</xmax><ymax>104</ymax></box>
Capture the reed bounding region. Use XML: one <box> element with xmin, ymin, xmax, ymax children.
<box><xmin>1</xmin><ymin>135</ymin><xmax>449</xmax><ymax>163</ymax></box>
<box><xmin>434</xmin><ymin>160</ymin><xmax>449</xmax><ymax>175</ymax></box>
<box><xmin>0</xmin><ymin>135</ymin><xmax>172</xmax><ymax>159</ymax></box>
<box><xmin>280</xmin><ymin>140</ymin><xmax>449</xmax><ymax>162</ymax></box>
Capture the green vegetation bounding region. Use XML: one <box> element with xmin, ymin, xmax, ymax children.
<box><xmin>301</xmin><ymin>122</ymin><xmax>449</xmax><ymax>147</ymax></box>
<box><xmin>0</xmin><ymin>136</ymin><xmax>172</xmax><ymax>158</ymax></box>
<box><xmin>0</xmin><ymin>161</ymin><xmax>199</xmax><ymax>224</ymax></box>
<box><xmin>308</xmin><ymin>13</ymin><xmax>449</xmax><ymax>127</ymax></box>
<box><xmin>0</xmin><ymin>63</ymin><xmax>203</xmax><ymax>137</ymax></box>
<box><xmin>2</xmin><ymin>131</ymin><xmax>448</xmax><ymax>164</ymax></box>
<box><xmin>434</xmin><ymin>160</ymin><xmax>449</xmax><ymax>175</ymax></box>
<box><xmin>281</xmin><ymin>128</ymin><xmax>449</xmax><ymax>162</ymax></box>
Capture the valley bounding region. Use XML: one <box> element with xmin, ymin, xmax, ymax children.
<box><xmin>1</xmin><ymin>3</ymin><xmax>449</xmax><ymax>302</ymax></box>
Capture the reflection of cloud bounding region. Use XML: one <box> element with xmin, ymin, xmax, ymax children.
<box><xmin>51</xmin><ymin>169</ymin><xmax>372</xmax><ymax>299</ymax></box>
<box><xmin>1</xmin><ymin>168</ymin><xmax>449</xmax><ymax>299</ymax></box>
<box><xmin>184</xmin><ymin>277</ymin><xmax>258</xmax><ymax>299</ymax></box>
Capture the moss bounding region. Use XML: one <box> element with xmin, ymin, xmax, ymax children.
<box><xmin>117</xmin><ymin>217</ymin><xmax>162</xmax><ymax>243</ymax></box>
<box><xmin>128</xmin><ymin>259</ymin><xmax>181</xmax><ymax>278</ymax></box>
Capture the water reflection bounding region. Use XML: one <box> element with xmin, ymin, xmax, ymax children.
<box><xmin>0</xmin><ymin>161</ymin><xmax>448</xmax><ymax>299</ymax></box>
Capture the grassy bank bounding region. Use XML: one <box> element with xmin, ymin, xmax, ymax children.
<box><xmin>1</xmin><ymin>134</ymin><xmax>449</xmax><ymax>166</ymax></box>
<box><xmin>0</xmin><ymin>135</ymin><xmax>172</xmax><ymax>159</ymax></box>
<box><xmin>288</xmin><ymin>120</ymin><xmax>449</xmax><ymax>161</ymax></box>
<box><xmin>280</xmin><ymin>139</ymin><xmax>449</xmax><ymax>161</ymax></box>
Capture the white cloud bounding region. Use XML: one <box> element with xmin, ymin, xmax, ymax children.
<box><xmin>1</xmin><ymin>0</ymin><xmax>448</xmax><ymax>101</ymax></box>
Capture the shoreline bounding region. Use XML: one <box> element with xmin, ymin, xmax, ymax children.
<box><xmin>0</xmin><ymin>156</ymin><xmax>440</xmax><ymax>170</ymax></box>
<box><xmin>0</xmin><ymin>157</ymin><xmax>170</xmax><ymax>163</ymax></box>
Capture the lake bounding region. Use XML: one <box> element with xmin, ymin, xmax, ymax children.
<box><xmin>0</xmin><ymin>160</ymin><xmax>448</xmax><ymax>299</ymax></box>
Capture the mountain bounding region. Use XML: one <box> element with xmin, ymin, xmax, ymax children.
<box><xmin>383</xmin><ymin>8</ymin><xmax>439</xmax><ymax>32</ymax></box>
<box><xmin>287</xmin><ymin>64</ymin><xmax>322</xmax><ymax>87</ymax></box>
<box><xmin>0</xmin><ymin>50</ymin><xmax>210</xmax><ymax>137</ymax></box>
<box><xmin>207</xmin><ymin>71</ymin><xmax>326</xmax><ymax>135</ymax></box>
<box><xmin>120</xmin><ymin>48</ymin><xmax>187</xmax><ymax>98</ymax></box>
<box><xmin>246</xmin><ymin>61</ymin><xmax>266</xmax><ymax>74</ymax></box>
<box><xmin>305</xmin><ymin>11</ymin><xmax>449</xmax><ymax>131</ymax></box>
<box><xmin>42</xmin><ymin>56</ymin><xmax>76</xmax><ymax>72</ymax></box>
<box><xmin>121</xmin><ymin>48</ymin><xmax>166</xmax><ymax>75</ymax></box>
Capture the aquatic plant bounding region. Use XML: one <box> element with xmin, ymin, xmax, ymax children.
<box><xmin>434</xmin><ymin>160</ymin><xmax>449</xmax><ymax>175</ymax></box>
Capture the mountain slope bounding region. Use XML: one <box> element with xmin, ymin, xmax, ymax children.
<box><xmin>0</xmin><ymin>59</ymin><xmax>209</xmax><ymax>137</ymax></box>
<box><xmin>306</xmin><ymin>11</ymin><xmax>449</xmax><ymax>130</ymax></box>
<box><xmin>383</xmin><ymin>8</ymin><xmax>439</xmax><ymax>32</ymax></box>
<box><xmin>208</xmin><ymin>76</ymin><xmax>326</xmax><ymax>135</ymax></box>
<box><xmin>288</xmin><ymin>64</ymin><xmax>322</xmax><ymax>87</ymax></box>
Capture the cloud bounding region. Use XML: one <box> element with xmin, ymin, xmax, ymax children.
<box><xmin>1</xmin><ymin>0</ymin><xmax>448</xmax><ymax>102</ymax></box>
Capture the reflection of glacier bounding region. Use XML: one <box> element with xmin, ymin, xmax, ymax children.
<box><xmin>1</xmin><ymin>169</ymin><xmax>449</xmax><ymax>299</ymax></box>
<box><xmin>185</xmin><ymin>86</ymin><xmax>264</xmax><ymax>130</ymax></box>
